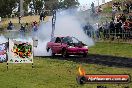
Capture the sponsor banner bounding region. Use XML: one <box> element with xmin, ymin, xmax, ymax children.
<box><xmin>0</xmin><ymin>43</ymin><xmax>8</xmax><ymax>62</ymax></box>
<box><xmin>77</xmin><ymin>74</ymin><xmax>130</xmax><ymax>84</ymax></box>
<box><xmin>8</xmin><ymin>39</ymin><xmax>33</xmax><ymax>63</ymax></box>
<box><xmin>77</xmin><ymin>66</ymin><xmax>130</xmax><ymax>84</ymax></box>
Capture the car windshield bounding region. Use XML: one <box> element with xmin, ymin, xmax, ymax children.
<box><xmin>62</xmin><ymin>37</ymin><xmax>79</xmax><ymax>43</ymax></box>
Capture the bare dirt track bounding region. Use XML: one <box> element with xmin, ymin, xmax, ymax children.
<box><xmin>40</xmin><ymin>54</ymin><xmax>132</xmax><ymax>68</ymax></box>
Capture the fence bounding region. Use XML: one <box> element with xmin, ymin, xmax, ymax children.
<box><xmin>84</xmin><ymin>29</ymin><xmax>132</xmax><ymax>42</ymax></box>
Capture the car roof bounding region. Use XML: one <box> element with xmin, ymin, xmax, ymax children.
<box><xmin>54</xmin><ymin>36</ymin><xmax>71</xmax><ymax>38</ymax></box>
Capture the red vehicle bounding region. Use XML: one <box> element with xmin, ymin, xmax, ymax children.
<box><xmin>46</xmin><ymin>36</ymin><xmax>88</xmax><ymax>57</ymax></box>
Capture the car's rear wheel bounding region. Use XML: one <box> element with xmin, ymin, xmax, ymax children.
<box><xmin>62</xmin><ymin>49</ymin><xmax>68</xmax><ymax>58</ymax></box>
<box><xmin>52</xmin><ymin>53</ymin><xmax>55</xmax><ymax>56</ymax></box>
<box><xmin>83</xmin><ymin>53</ymin><xmax>87</xmax><ymax>57</ymax></box>
<box><xmin>48</xmin><ymin>48</ymin><xmax>55</xmax><ymax>57</ymax></box>
<box><xmin>46</xmin><ymin>47</ymin><xmax>50</xmax><ymax>52</ymax></box>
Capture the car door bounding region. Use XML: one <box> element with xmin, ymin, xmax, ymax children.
<box><xmin>52</xmin><ymin>37</ymin><xmax>62</xmax><ymax>53</ymax></box>
<box><xmin>47</xmin><ymin>37</ymin><xmax>55</xmax><ymax>49</ymax></box>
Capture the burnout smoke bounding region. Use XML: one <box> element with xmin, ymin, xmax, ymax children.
<box><xmin>0</xmin><ymin>35</ymin><xmax>8</xmax><ymax>43</ymax></box>
<box><xmin>34</xmin><ymin>9</ymin><xmax>95</xmax><ymax>56</ymax></box>
<box><xmin>33</xmin><ymin>21</ymin><xmax>52</xmax><ymax>56</ymax></box>
<box><xmin>55</xmin><ymin>9</ymin><xmax>94</xmax><ymax>46</ymax></box>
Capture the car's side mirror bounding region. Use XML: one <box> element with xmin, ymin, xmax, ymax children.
<box><xmin>79</xmin><ymin>41</ymin><xmax>85</xmax><ymax>45</ymax></box>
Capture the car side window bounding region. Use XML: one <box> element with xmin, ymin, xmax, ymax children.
<box><xmin>72</xmin><ymin>37</ymin><xmax>79</xmax><ymax>43</ymax></box>
<box><xmin>62</xmin><ymin>37</ymin><xmax>68</xmax><ymax>43</ymax></box>
<box><xmin>62</xmin><ymin>37</ymin><xmax>72</xmax><ymax>43</ymax></box>
<box><xmin>55</xmin><ymin>37</ymin><xmax>61</xmax><ymax>43</ymax></box>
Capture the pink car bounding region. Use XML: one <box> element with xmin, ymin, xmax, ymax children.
<box><xmin>46</xmin><ymin>36</ymin><xmax>88</xmax><ymax>57</ymax></box>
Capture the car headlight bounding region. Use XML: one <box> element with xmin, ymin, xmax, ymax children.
<box><xmin>68</xmin><ymin>46</ymin><xmax>75</xmax><ymax>48</ymax></box>
<box><xmin>84</xmin><ymin>46</ymin><xmax>88</xmax><ymax>48</ymax></box>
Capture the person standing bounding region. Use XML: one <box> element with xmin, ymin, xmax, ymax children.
<box><xmin>112</xmin><ymin>4</ymin><xmax>117</xmax><ymax>21</ymax></box>
<box><xmin>7</xmin><ymin>21</ymin><xmax>14</xmax><ymax>30</ymax></box>
<box><xmin>0</xmin><ymin>17</ymin><xmax>1</xmax><ymax>28</ymax></box>
<box><xmin>19</xmin><ymin>16</ymin><xmax>21</xmax><ymax>24</ymax></box>
<box><xmin>91</xmin><ymin>2</ymin><xmax>95</xmax><ymax>14</ymax></box>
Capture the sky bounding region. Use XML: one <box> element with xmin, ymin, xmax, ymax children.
<box><xmin>78</xmin><ymin>0</ymin><xmax>112</xmax><ymax>11</ymax></box>
<box><xmin>13</xmin><ymin>0</ymin><xmax>113</xmax><ymax>13</ymax></box>
<box><xmin>78</xmin><ymin>0</ymin><xmax>112</xmax><ymax>6</ymax></box>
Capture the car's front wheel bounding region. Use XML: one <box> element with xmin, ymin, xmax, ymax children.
<box><xmin>83</xmin><ymin>53</ymin><xmax>87</xmax><ymax>57</ymax></box>
<box><xmin>62</xmin><ymin>49</ymin><xmax>68</xmax><ymax>58</ymax></box>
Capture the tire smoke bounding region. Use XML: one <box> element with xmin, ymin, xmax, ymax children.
<box><xmin>0</xmin><ymin>35</ymin><xmax>8</xmax><ymax>44</ymax></box>
<box><xmin>33</xmin><ymin>9</ymin><xmax>95</xmax><ymax>56</ymax></box>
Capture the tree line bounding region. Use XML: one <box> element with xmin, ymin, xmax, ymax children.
<box><xmin>0</xmin><ymin>0</ymin><xmax>79</xmax><ymax>17</ymax></box>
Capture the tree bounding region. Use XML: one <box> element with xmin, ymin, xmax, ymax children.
<box><xmin>0</xmin><ymin>0</ymin><xmax>80</xmax><ymax>17</ymax></box>
<box><xmin>23</xmin><ymin>0</ymin><xmax>32</xmax><ymax>13</ymax></box>
<box><xmin>0</xmin><ymin>0</ymin><xmax>17</xmax><ymax>17</ymax></box>
<box><xmin>45</xmin><ymin>0</ymin><xmax>59</xmax><ymax>10</ymax></box>
<box><xmin>35</xmin><ymin>0</ymin><xmax>43</xmax><ymax>14</ymax></box>
<box><xmin>62</xmin><ymin>0</ymin><xmax>79</xmax><ymax>9</ymax></box>
<box><xmin>45</xmin><ymin>0</ymin><xmax>79</xmax><ymax>10</ymax></box>
<box><xmin>60</xmin><ymin>0</ymin><xmax>79</xmax><ymax>9</ymax></box>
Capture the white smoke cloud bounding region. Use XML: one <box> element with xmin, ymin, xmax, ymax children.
<box><xmin>0</xmin><ymin>35</ymin><xmax>8</xmax><ymax>43</ymax></box>
<box><xmin>0</xmin><ymin>8</ymin><xmax>95</xmax><ymax>57</ymax></box>
<box><xmin>33</xmin><ymin>22</ymin><xmax>52</xmax><ymax>56</ymax></box>
<box><xmin>55</xmin><ymin>9</ymin><xmax>94</xmax><ymax>46</ymax></box>
<box><xmin>33</xmin><ymin>9</ymin><xmax>95</xmax><ymax>56</ymax></box>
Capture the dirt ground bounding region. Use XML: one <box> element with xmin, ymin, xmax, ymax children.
<box><xmin>1</xmin><ymin>15</ymin><xmax>51</xmax><ymax>27</ymax></box>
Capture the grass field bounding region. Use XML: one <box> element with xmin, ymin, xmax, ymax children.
<box><xmin>0</xmin><ymin>42</ymin><xmax>132</xmax><ymax>88</ymax></box>
<box><xmin>90</xmin><ymin>42</ymin><xmax>132</xmax><ymax>58</ymax></box>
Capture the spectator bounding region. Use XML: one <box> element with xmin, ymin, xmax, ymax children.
<box><xmin>124</xmin><ymin>19</ymin><xmax>129</xmax><ymax>30</ymax></box>
<box><xmin>125</xmin><ymin>3</ymin><xmax>130</xmax><ymax>13</ymax></box>
<box><xmin>128</xmin><ymin>15</ymin><xmax>132</xmax><ymax>21</ymax></box>
<box><xmin>20</xmin><ymin>24</ymin><xmax>25</xmax><ymax>32</ymax></box>
<box><xmin>0</xmin><ymin>17</ymin><xmax>1</xmax><ymax>22</ymax></box>
<box><xmin>115</xmin><ymin>20</ymin><xmax>123</xmax><ymax>33</ymax></box>
<box><xmin>32</xmin><ymin>21</ymin><xmax>37</xmax><ymax>27</ymax></box>
<box><xmin>114</xmin><ymin>16</ymin><xmax>118</xmax><ymax>23</ymax></box>
<box><xmin>109</xmin><ymin>20</ymin><xmax>115</xmax><ymax>32</ymax></box>
<box><xmin>40</xmin><ymin>11</ymin><xmax>47</xmax><ymax>22</ymax></box>
<box><xmin>32</xmin><ymin>21</ymin><xmax>38</xmax><ymax>31</ymax></box>
<box><xmin>97</xmin><ymin>6</ymin><xmax>103</xmax><ymax>13</ymax></box>
<box><xmin>19</xmin><ymin>16</ymin><xmax>21</xmax><ymax>23</ymax></box>
<box><xmin>112</xmin><ymin>4</ymin><xmax>117</xmax><ymax>20</ymax></box>
<box><xmin>117</xmin><ymin>4</ymin><xmax>122</xmax><ymax>12</ymax></box>
<box><xmin>130</xmin><ymin>3</ymin><xmax>132</xmax><ymax>12</ymax></box>
<box><xmin>128</xmin><ymin>17</ymin><xmax>132</xmax><ymax>30</ymax></box>
<box><xmin>91</xmin><ymin>2</ymin><xmax>95</xmax><ymax>14</ymax></box>
<box><xmin>25</xmin><ymin>22</ymin><xmax>29</xmax><ymax>31</ymax></box>
<box><xmin>0</xmin><ymin>17</ymin><xmax>1</xmax><ymax>28</ymax></box>
<box><xmin>7</xmin><ymin>21</ymin><xmax>14</xmax><ymax>30</ymax></box>
<box><xmin>120</xmin><ymin>14</ymin><xmax>126</xmax><ymax>23</ymax></box>
<box><xmin>40</xmin><ymin>11</ymin><xmax>44</xmax><ymax>21</ymax></box>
